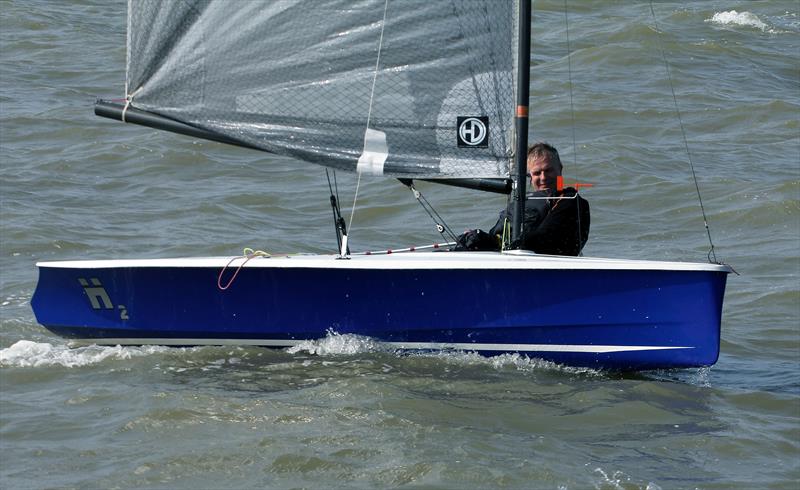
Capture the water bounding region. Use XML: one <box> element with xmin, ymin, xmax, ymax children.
<box><xmin>1</xmin><ymin>0</ymin><xmax>798</xmax><ymax>488</ymax></box>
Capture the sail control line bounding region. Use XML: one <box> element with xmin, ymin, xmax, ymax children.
<box><xmin>120</xmin><ymin>87</ymin><xmax>142</xmax><ymax>123</ymax></box>
<box><xmin>121</xmin><ymin>74</ymin><xmax>139</xmax><ymax>123</ymax></box>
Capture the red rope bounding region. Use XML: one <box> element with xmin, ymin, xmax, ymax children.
<box><xmin>217</xmin><ymin>254</ymin><xmax>257</xmax><ymax>290</ymax></box>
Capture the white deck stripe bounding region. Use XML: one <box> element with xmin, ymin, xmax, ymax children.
<box><xmin>36</xmin><ymin>251</ymin><xmax>732</xmax><ymax>272</ymax></box>
<box><xmin>67</xmin><ymin>338</ymin><xmax>693</xmax><ymax>353</ymax></box>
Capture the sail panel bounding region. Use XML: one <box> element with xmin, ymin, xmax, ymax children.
<box><xmin>125</xmin><ymin>0</ymin><xmax>516</xmax><ymax>178</ymax></box>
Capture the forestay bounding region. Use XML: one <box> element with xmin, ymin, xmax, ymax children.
<box><xmin>125</xmin><ymin>0</ymin><xmax>518</xmax><ymax>178</ymax></box>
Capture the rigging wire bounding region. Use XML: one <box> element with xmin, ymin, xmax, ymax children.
<box><xmin>648</xmin><ymin>1</ymin><xmax>719</xmax><ymax>264</ymax></box>
<box><xmin>399</xmin><ymin>180</ymin><xmax>459</xmax><ymax>244</ymax></box>
<box><xmin>563</xmin><ymin>1</ymin><xmax>579</xmax><ymax>173</ymax></box>
<box><xmin>343</xmin><ymin>0</ymin><xmax>391</xmax><ymax>257</ymax></box>
<box><xmin>563</xmin><ymin>0</ymin><xmax>585</xmax><ymax>256</ymax></box>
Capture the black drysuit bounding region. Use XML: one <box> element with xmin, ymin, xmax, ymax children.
<box><xmin>455</xmin><ymin>188</ymin><xmax>590</xmax><ymax>256</ymax></box>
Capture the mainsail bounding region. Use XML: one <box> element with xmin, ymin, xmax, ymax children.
<box><xmin>112</xmin><ymin>0</ymin><xmax>518</xmax><ymax>178</ymax></box>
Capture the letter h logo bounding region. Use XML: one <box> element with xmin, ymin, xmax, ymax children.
<box><xmin>78</xmin><ymin>278</ymin><xmax>114</xmax><ymax>310</ymax></box>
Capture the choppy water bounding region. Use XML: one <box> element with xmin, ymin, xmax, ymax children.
<box><xmin>1</xmin><ymin>1</ymin><xmax>798</xmax><ymax>488</ymax></box>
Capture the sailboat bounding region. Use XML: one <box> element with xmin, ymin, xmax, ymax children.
<box><xmin>31</xmin><ymin>0</ymin><xmax>731</xmax><ymax>370</ymax></box>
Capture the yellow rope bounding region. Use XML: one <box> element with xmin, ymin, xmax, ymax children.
<box><xmin>243</xmin><ymin>247</ymin><xmax>270</xmax><ymax>258</ymax></box>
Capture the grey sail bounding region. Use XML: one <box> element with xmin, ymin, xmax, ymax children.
<box><xmin>119</xmin><ymin>0</ymin><xmax>517</xmax><ymax>178</ymax></box>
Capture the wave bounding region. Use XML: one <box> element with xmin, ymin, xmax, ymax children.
<box><xmin>0</xmin><ymin>334</ymin><xmax>720</xmax><ymax>382</ymax></box>
<box><xmin>286</xmin><ymin>331</ymin><xmax>388</xmax><ymax>356</ymax></box>
<box><xmin>591</xmin><ymin>467</ymin><xmax>663</xmax><ymax>490</ymax></box>
<box><xmin>707</xmin><ymin>10</ymin><xmax>769</xmax><ymax>31</ymax></box>
<box><xmin>0</xmin><ymin>333</ymin><xmax>609</xmax><ymax>377</ymax></box>
<box><xmin>408</xmin><ymin>350</ymin><xmax>604</xmax><ymax>377</ymax></box>
<box><xmin>0</xmin><ymin>340</ymin><xmax>169</xmax><ymax>368</ymax></box>
<box><xmin>288</xmin><ymin>330</ymin><xmax>602</xmax><ymax>376</ymax></box>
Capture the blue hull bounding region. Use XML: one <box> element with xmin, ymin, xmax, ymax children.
<box><xmin>31</xmin><ymin>255</ymin><xmax>729</xmax><ymax>370</ymax></box>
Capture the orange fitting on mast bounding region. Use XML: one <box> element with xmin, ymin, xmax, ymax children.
<box><xmin>516</xmin><ymin>105</ymin><xmax>528</xmax><ymax>118</ymax></box>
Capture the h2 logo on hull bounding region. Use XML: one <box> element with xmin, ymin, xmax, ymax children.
<box><xmin>78</xmin><ymin>278</ymin><xmax>128</xmax><ymax>320</ymax></box>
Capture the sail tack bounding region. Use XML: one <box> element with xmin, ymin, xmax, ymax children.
<box><xmin>123</xmin><ymin>0</ymin><xmax>517</xmax><ymax>178</ymax></box>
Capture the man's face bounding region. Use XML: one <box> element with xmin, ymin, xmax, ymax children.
<box><xmin>528</xmin><ymin>155</ymin><xmax>562</xmax><ymax>192</ymax></box>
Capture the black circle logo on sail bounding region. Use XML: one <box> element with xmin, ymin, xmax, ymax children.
<box><xmin>457</xmin><ymin>116</ymin><xmax>489</xmax><ymax>148</ymax></box>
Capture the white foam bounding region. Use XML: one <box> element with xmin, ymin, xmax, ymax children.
<box><xmin>1</xmin><ymin>292</ymin><xmax>30</xmax><ymax>308</ymax></box>
<box><xmin>0</xmin><ymin>340</ymin><xmax>168</xmax><ymax>368</ymax></box>
<box><xmin>592</xmin><ymin>467</ymin><xmax>662</xmax><ymax>490</ymax></box>
<box><xmin>286</xmin><ymin>331</ymin><xmax>387</xmax><ymax>356</ymax></box>
<box><xmin>286</xmin><ymin>331</ymin><xmax>601</xmax><ymax>375</ymax></box>
<box><xmin>410</xmin><ymin>350</ymin><xmax>602</xmax><ymax>376</ymax></box>
<box><xmin>707</xmin><ymin>10</ymin><xmax>768</xmax><ymax>31</ymax></box>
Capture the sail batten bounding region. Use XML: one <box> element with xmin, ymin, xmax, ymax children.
<box><xmin>120</xmin><ymin>0</ymin><xmax>517</xmax><ymax>178</ymax></box>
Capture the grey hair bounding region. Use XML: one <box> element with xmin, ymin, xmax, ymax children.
<box><xmin>527</xmin><ymin>142</ymin><xmax>562</xmax><ymax>169</ymax></box>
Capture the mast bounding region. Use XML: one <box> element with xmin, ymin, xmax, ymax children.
<box><xmin>512</xmin><ymin>0</ymin><xmax>531</xmax><ymax>244</ymax></box>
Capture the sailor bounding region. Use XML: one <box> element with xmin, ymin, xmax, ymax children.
<box><xmin>455</xmin><ymin>142</ymin><xmax>590</xmax><ymax>255</ymax></box>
